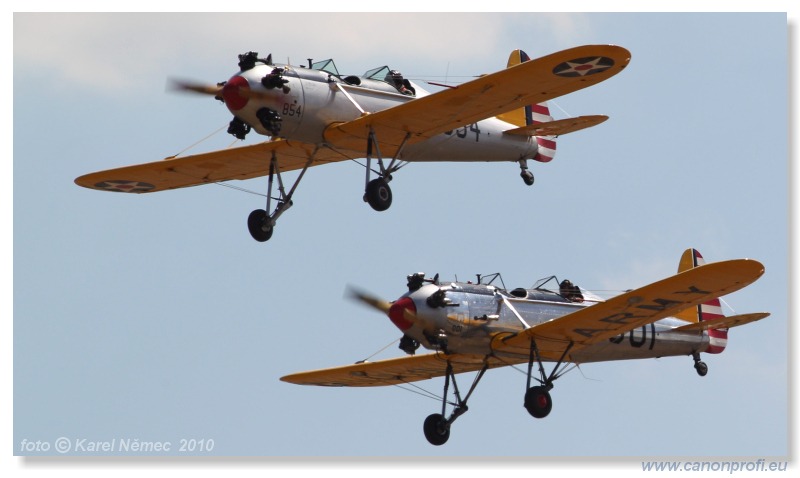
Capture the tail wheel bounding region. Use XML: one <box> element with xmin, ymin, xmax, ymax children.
<box><xmin>692</xmin><ymin>352</ymin><xmax>708</xmax><ymax>377</ymax></box>
<box><xmin>364</xmin><ymin>178</ymin><xmax>392</xmax><ymax>212</ymax></box>
<box><xmin>694</xmin><ymin>360</ymin><xmax>708</xmax><ymax>377</ymax></box>
<box><xmin>520</xmin><ymin>169</ymin><xmax>534</xmax><ymax>186</ymax></box>
<box><xmin>423</xmin><ymin>413</ymin><xmax>450</xmax><ymax>446</ymax></box>
<box><xmin>247</xmin><ymin>209</ymin><xmax>274</xmax><ymax>242</ymax></box>
<box><xmin>524</xmin><ymin>386</ymin><xmax>552</xmax><ymax>419</ymax></box>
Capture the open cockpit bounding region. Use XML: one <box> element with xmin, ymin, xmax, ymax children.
<box><xmin>303</xmin><ymin>58</ymin><xmax>416</xmax><ymax>96</ymax></box>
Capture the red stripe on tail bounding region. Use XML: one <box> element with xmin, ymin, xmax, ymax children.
<box><xmin>532</xmin><ymin>103</ymin><xmax>556</xmax><ymax>163</ymax></box>
<box><xmin>694</xmin><ymin>250</ymin><xmax>728</xmax><ymax>354</ymax></box>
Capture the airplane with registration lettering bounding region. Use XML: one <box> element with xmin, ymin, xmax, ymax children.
<box><xmin>281</xmin><ymin>249</ymin><xmax>769</xmax><ymax>445</ymax></box>
<box><xmin>75</xmin><ymin>45</ymin><xmax>630</xmax><ymax>242</ymax></box>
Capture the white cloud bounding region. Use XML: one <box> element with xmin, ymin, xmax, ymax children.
<box><xmin>15</xmin><ymin>12</ymin><xmax>595</xmax><ymax>93</ymax></box>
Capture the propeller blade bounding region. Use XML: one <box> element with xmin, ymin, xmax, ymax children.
<box><xmin>346</xmin><ymin>287</ymin><xmax>392</xmax><ymax>315</ymax></box>
<box><xmin>169</xmin><ymin>79</ymin><xmax>223</xmax><ymax>96</ymax></box>
<box><xmin>347</xmin><ymin>286</ymin><xmax>418</xmax><ymax>330</ymax></box>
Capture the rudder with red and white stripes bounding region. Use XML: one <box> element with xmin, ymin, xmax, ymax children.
<box><xmin>675</xmin><ymin>248</ymin><xmax>728</xmax><ymax>354</ymax></box>
<box><xmin>496</xmin><ymin>49</ymin><xmax>557</xmax><ymax>163</ymax></box>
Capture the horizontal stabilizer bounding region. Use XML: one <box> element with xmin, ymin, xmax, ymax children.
<box><xmin>674</xmin><ymin>312</ymin><xmax>770</xmax><ymax>331</ymax></box>
<box><xmin>504</xmin><ymin>115</ymin><xmax>608</xmax><ymax>137</ymax></box>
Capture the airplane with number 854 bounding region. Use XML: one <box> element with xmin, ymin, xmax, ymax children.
<box><xmin>281</xmin><ymin>249</ymin><xmax>768</xmax><ymax>445</ymax></box>
<box><xmin>75</xmin><ymin>45</ymin><xmax>630</xmax><ymax>242</ymax></box>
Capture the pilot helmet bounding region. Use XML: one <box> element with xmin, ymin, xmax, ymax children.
<box><xmin>389</xmin><ymin>69</ymin><xmax>404</xmax><ymax>85</ymax></box>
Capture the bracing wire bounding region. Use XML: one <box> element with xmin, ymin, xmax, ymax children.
<box><xmin>170</xmin><ymin>124</ymin><xmax>229</xmax><ymax>157</ymax></box>
<box><xmin>359</xmin><ymin>338</ymin><xmax>401</xmax><ymax>363</ymax></box>
<box><xmin>211</xmin><ymin>181</ymin><xmax>268</xmax><ymax>197</ymax></box>
<box><xmin>393</xmin><ymin>382</ymin><xmax>447</xmax><ymax>404</ymax></box>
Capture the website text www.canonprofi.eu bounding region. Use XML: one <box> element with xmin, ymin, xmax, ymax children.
<box><xmin>642</xmin><ymin>459</ymin><xmax>788</xmax><ymax>474</ymax></box>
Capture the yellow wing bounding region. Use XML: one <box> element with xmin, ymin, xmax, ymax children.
<box><xmin>491</xmin><ymin>259</ymin><xmax>765</xmax><ymax>360</ymax></box>
<box><xmin>281</xmin><ymin>353</ymin><xmax>524</xmax><ymax>387</ymax></box>
<box><xmin>74</xmin><ymin>139</ymin><xmax>358</xmax><ymax>193</ymax></box>
<box><xmin>324</xmin><ymin>44</ymin><xmax>631</xmax><ymax>153</ymax></box>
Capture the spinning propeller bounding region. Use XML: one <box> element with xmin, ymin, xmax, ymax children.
<box><xmin>169</xmin><ymin>78</ymin><xmax>276</xmax><ymax>102</ymax></box>
<box><xmin>169</xmin><ymin>79</ymin><xmax>223</xmax><ymax>97</ymax></box>
<box><xmin>347</xmin><ymin>287</ymin><xmax>418</xmax><ymax>331</ymax></box>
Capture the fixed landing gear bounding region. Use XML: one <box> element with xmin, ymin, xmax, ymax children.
<box><xmin>418</xmin><ymin>341</ymin><xmax>572</xmax><ymax>445</ymax></box>
<box><xmin>246</xmin><ymin>150</ymin><xmax>315</xmax><ymax>243</ymax></box>
<box><xmin>422</xmin><ymin>361</ymin><xmax>488</xmax><ymax>446</ymax></box>
<box><xmin>522</xmin><ymin>339</ymin><xmax>572</xmax><ymax>420</ymax></box>
<box><xmin>692</xmin><ymin>352</ymin><xmax>708</xmax><ymax>377</ymax></box>
<box><xmin>361</xmin><ymin>129</ymin><xmax>410</xmax><ymax>212</ymax></box>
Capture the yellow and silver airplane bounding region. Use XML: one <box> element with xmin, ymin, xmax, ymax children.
<box><xmin>282</xmin><ymin>249</ymin><xmax>768</xmax><ymax>445</ymax></box>
<box><xmin>75</xmin><ymin>45</ymin><xmax>630</xmax><ymax>242</ymax></box>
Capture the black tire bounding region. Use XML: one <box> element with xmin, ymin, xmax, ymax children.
<box><xmin>247</xmin><ymin>209</ymin><xmax>274</xmax><ymax>242</ymax></box>
<box><xmin>423</xmin><ymin>413</ymin><xmax>450</xmax><ymax>446</ymax></box>
<box><xmin>524</xmin><ymin>386</ymin><xmax>552</xmax><ymax>419</ymax></box>
<box><xmin>521</xmin><ymin>170</ymin><xmax>534</xmax><ymax>186</ymax></box>
<box><xmin>365</xmin><ymin>178</ymin><xmax>392</xmax><ymax>212</ymax></box>
<box><xmin>695</xmin><ymin>361</ymin><xmax>708</xmax><ymax>377</ymax></box>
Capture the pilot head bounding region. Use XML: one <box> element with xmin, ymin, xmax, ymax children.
<box><xmin>388</xmin><ymin>70</ymin><xmax>405</xmax><ymax>87</ymax></box>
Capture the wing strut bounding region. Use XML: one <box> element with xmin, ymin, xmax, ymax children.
<box><xmin>334</xmin><ymin>83</ymin><xmax>367</xmax><ymax>116</ymax></box>
<box><xmin>497</xmin><ymin>292</ymin><xmax>532</xmax><ymax>329</ymax></box>
<box><xmin>247</xmin><ymin>147</ymin><xmax>318</xmax><ymax>242</ymax></box>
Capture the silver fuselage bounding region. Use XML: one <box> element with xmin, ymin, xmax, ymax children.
<box><xmin>398</xmin><ymin>282</ymin><xmax>709</xmax><ymax>363</ymax></box>
<box><xmin>227</xmin><ymin>63</ymin><xmax>538</xmax><ymax>162</ymax></box>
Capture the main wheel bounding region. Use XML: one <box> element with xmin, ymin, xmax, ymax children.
<box><xmin>364</xmin><ymin>178</ymin><xmax>392</xmax><ymax>212</ymax></box>
<box><xmin>524</xmin><ymin>386</ymin><xmax>552</xmax><ymax>419</ymax></box>
<box><xmin>247</xmin><ymin>209</ymin><xmax>274</xmax><ymax>242</ymax></box>
<box><xmin>423</xmin><ymin>413</ymin><xmax>450</xmax><ymax>446</ymax></box>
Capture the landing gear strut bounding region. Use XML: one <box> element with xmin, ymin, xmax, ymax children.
<box><xmin>523</xmin><ymin>339</ymin><xmax>573</xmax><ymax>419</ymax></box>
<box><xmin>418</xmin><ymin>340</ymin><xmax>574</xmax><ymax>445</ymax></box>
<box><xmin>247</xmin><ymin>149</ymin><xmax>316</xmax><ymax>242</ymax></box>
<box><xmin>423</xmin><ymin>361</ymin><xmax>489</xmax><ymax>446</ymax></box>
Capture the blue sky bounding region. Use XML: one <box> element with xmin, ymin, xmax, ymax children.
<box><xmin>7</xmin><ymin>6</ymin><xmax>795</xmax><ymax>475</ymax></box>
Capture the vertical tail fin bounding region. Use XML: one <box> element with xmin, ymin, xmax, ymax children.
<box><xmin>676</xmin><ymin>248</ymin><xmax>728</xmax><ymax>354</ymax></box>
<box><xmin>496</xmin><ymin>49</ymin><xmax>557</xmax><ymax>163</ymax></box>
